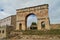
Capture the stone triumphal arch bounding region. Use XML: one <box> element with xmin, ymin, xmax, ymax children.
<box><xmin>16</xmin><ymin>4</ymin><xmax>50</xmax><ymax>30</ymax></box>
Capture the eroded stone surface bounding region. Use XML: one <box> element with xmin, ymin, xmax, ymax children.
<box><xmin>6</xmin><ymin>35</ymin><xmax>60</xmax><ymax>40</ymax></box>
<box><xmin>16</xmin><ymin>4</ymin><xmax>50</xmax><ymax>30</ymax></box>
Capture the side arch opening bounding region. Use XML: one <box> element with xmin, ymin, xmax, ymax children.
<box><xmin>19</xmin><ymin>23</ymin><xmax>22</xmax><ymax>30</ymax></box>
<box><xmin>41</xmin><ymin>21</ymin><xmax>45</xmax><ymax>29</ymax></box>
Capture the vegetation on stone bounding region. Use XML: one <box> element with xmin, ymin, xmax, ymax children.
<box><xmin>21</xmin><ymin>29</ymin><xmax>60</xmax><ymax>35</ymax></box>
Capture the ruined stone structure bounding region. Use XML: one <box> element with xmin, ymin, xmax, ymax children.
<box><xmin>0</xmin><ymin>26</ymin><xmax>6</xmax><ymax>38</ymax></box>
<box><xmin>16</xmin><ymin>4</ymin><xmax>50</xmax><ymax>30</ymax></box>
<box><xmin>0</xmin><ymin>15</ymin><xmax>16</xmax><ymax>38</ymax></box>
<box><xmin>0</xmin><ymin>4</ymin><xmax>60</xmax><ymax>39</ymax></box>
<box><xmin>0</xmin><ymin>15</ymin><xmax>16</xmax><ymax>30</ymax></box>
<box><xmin>0</xmin><ymin>25</ymin><xmax>14</xmax><ymax>38</ymax></box>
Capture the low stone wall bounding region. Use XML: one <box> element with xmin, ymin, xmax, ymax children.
<box><xmin>50</xmin><ymin>24</ymin><xmax>60</xmax><ymax>29</ymax></box>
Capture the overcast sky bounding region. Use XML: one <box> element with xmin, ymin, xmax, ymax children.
<box><xmin>0</xmin><ymin>0</ymin><xmax>60</xmax><ymax>26</ymax></box>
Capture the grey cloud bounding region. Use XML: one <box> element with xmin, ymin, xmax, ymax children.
<box><xmin>0</xmin><ymin>0</ymin><xmax>60</xmax><ymax>24</ymax></box>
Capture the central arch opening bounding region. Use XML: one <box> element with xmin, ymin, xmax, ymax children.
<box><xmin>25</xmin><ymin>13</ymin><xmax>37</xmax><ymax>30</ymax></box>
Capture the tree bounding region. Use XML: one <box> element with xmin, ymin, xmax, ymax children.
<box><xmin>31</xmin><ymin>22</ymin><xmax>37</xmax><ymax>25</ymax></box>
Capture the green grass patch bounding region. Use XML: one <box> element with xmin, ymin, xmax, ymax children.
<box><xmin>21</xmin><ymin>29</ymin><xmax>60</xmax><ymax>35</ymax></box>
